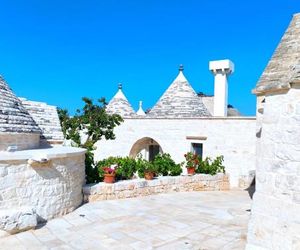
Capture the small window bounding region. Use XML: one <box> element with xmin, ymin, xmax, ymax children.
<box><xmin>191</xmin><ymin>143</ymin><xmax>203</xmax><ymax>159</ymax></box>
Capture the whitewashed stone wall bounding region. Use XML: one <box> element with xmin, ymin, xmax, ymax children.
<box><xmin>0</xmin><ymin>147</ymin><xmax>86</xmax><ymax>224</ymax></box>
<box><xmin>94</xmin><ymin>117</ymin><xmax>256</xmax><ymax>187</ymax></box>
<box><xmin>83</xmin><ymin>173</ymin><xmax>229</xmax><ymax>202</ymax></box>
<box><xmin>0</xmin><ymin>133</ymin><xmax>40</xmax><ymax>151</ymax></box>
<box><xmin>246</xmin><ymin>86</ymin><xmax>300</xmax><ymax>249</ymax></box>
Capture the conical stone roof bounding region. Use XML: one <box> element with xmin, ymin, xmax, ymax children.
<box><xmin>148</xmin><ymin>66</ymin><xmax>211</xmax><ymax>118</ymax></box>
<box><xmin>0</xmin><ymin>76</ymin><xmax>40</xmax><ymax>133</ymax></box>
<box><xmin>254</xmin><ymin>13</ymin><xmax>300</xmax><ymax>95</ymax></box>
<box><xmin>106</xmin><ymin>84</ymin><xmax>135</xmax><ymax>118</ymax></box>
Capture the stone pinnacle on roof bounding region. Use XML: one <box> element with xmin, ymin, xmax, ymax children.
<box><xmin>254</xmin><ymin>13</ymin><xmax>300</xmax><ymax>95</ymax></box>
<box><xmin>136</xmin><ymin>101</ymin><xmax>146</xmax><ymax>116</ymax></box>
<box><xmin>106</xmin><ymin>83</ymin><xmax>135</xmax><ymax>118</ymax></box>
<box><xmin>148</xmin><ymin>65</ymin><xmax>211</xmax><ymax>118</ymax></box>
<box><xmin>0</xmin><ymin>76</ymin><xmax>41</xmax><ymax>134</ymax></box>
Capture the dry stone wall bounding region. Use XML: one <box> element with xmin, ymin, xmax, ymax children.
<box><xmin>0</xmin><ymin>148</ymin><xmax>86</xmax><ymax>229</ymax></box>
<box><xmin>83</xmin><ymin>173</ymin><xmax>229</xmax><ymax>202</ymax></box>
<box><xmin>246</xmin><ymin>87</ymin><xmax>300</xmax><ymax>250</ymax></box>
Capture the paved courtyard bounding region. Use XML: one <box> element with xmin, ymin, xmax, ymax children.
<box><xmin>1</xmin><ymin>190</ymin><xmax>251</xmax><ymax>250</ymax></box>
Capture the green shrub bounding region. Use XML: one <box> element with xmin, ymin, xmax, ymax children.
<box><xmin>115</xmin><ymin>157</ymin><xmax>137</xmax><ymax>180</ymax></box>
<box><xmin>96</xmin><ymin>153</ymin><xmax>184</xmax><ymax>182</ymax></box>
<box><xmin>96</xmin><ymin>156</ymin><xmax>139</xmax><ymax>181</ymax></box>
<box><xmin>153</xmin><ymin>153</ymin><xmax>182</xmax><ymax>176</ymax></box>
<box><xmin>195</xmin><ymin>155</ymin><xmax>225</xmax><ymax>175</ymax></box>
<box><xmin>136</xmin><ymin>157</ymin><xmax>155</xmax><ymax>178</ymax></box>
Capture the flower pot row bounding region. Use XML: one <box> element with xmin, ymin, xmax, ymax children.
<box><xmin>103</xmin><ymin>167</ymin><xmax>196</xmax><ymax>184</ymax></box>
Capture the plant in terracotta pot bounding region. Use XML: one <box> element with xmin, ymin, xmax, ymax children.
<box><xmin>184</xmin><ymin>152</ymin><xmax>200</xmax><ymax>175</ymax></box>
<box><xmin>143</xmin><ymin>161</ymin><xmax>157</xmax><ymax>180</ymax></box>
<box><xmin>102</xmin><ymin>165</ymin><xmax>117</xmax><ymax>183</ymax></box>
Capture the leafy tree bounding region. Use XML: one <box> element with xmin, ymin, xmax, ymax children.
<box><xmin>58</xmin><ymin>97</ymin><xmax>123</xmax><ymax>183</ymax></box>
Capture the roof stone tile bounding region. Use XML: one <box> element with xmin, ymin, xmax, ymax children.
<box><xmin>148</xmin><ymin>70</ymin><xmax>211</xmax><ymax>118</ymax></box>
<box><xmin>0</xmin><ymin>76</ymin><xmax>41</xmax><ymax>134</ymax></box>
<box><xmin>254</xmin><ymin>13</ymin><xmax>300</xmax><ymax>94</ymax></box>
<box><xmin>106</xmin><ymin>86</ymin><xmax>136</xmax><ymax>118</ymax></box>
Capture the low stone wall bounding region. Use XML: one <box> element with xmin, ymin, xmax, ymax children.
<box><xmin>83</xmin><ymin>173</ymin><xmax>229</xmax><ymax>202</ymax></box>
<box><xmin>0</xmin><ymin>147</ymin><xmax>86</xmax><ymax>229</ymax></box>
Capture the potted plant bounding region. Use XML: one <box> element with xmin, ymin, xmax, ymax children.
<box><xmin>184</xmin><ymin>152</ymin><xmax>199</xmax><ymax>175</ymax></box>
<box><xmin>103</xmin><ymin>165</ymin><xmax>117</xmax><ymax>183</ymax></box>
<box><xmin>143</xmin><ymin>161</ymin><xmax>157</xmax><ymax>180</ymax></box>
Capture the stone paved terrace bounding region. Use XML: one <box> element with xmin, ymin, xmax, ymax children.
<box><xmin>0</xmin><ymin>190</ymin><xmax>251</xmax><ymax>250</ymax></box>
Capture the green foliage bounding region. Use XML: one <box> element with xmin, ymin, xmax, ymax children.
<box><xmin>96</xmin><ymin>153</ymin><xmax>183</xmax><ymax>181</ymax></box>
<box><xmin>139</xmin><ymin>160</ymin><xmax>158</xmax><ymax>177</ymax></box>
<box><xmin>115</xmin><ymin>157</ymin><xmax>138</xmax><ymax>180</ymax></box>
<box><xmin>153</xmin><ymin>153</ymin><xmax>182</xmax><ymax>176</ymax></box>
<box><xmin>136</xmin><ymin>157</ymin><xmax>150</xmax><ymax>178</ymax></box>
<box><xmin>195</xmin><ymin>155</ymin><xmax>225</xmax><ymax>175</ymax></box>
<box><xmin>97</xmin><ymin>156</ymin><xmax>139</xmax><ymax>181</ymax></box>
<box><xmin>58</xmin><ymin>98</ymin><xmax>123</xmax><ymax>184</ymax></box>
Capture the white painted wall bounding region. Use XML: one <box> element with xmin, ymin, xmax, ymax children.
<box><xmin>94</xmin><ymin>117</ymin><xmax>256</xmax><ymax>187</ymax></box>
<box><xmin>246</xmin><ymin>86</ymin><xmax>300</xmax><ymax>249</ymax></box>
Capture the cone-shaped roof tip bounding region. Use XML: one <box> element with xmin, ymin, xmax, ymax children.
<box><xmin>106</xmin><ymin>83</ymin><xmax>135</xmax><ymax>118</ymax></box>
<box><xmin>148</xmin><ymin>66</ymin><xmax>211</xmax><ymax>118</ymax></box>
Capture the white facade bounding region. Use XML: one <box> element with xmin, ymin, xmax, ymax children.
<box><xmin>97</xmin><ymin>60</ymin><xmax>256</xmax><ymax>188</ymax></box>
<box><xmin>95</xmin><ymin>117</ymin><xmax>256</xmax><ymax>187</ymax></box>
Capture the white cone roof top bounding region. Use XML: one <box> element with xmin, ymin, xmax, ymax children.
<box><xmin>148</xmin><ymin>65</ymin><xmax>211</xmax><ymax>118</ymax></box>
<box><xmin>106</xmin><ymin>83</ymin><xmax>136</xmax><ymax>118</ymax></box>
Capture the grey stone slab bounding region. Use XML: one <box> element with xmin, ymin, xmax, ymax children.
<box><xmin>0</xmin><ymin>190</ymin><xmax>251</xmax><ymax>249</ymax></box>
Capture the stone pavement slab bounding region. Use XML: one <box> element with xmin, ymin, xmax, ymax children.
<box><xmin>0</xmin><ymin>190</ymin><xmax>251</xmax><ymax>249</ymax></box>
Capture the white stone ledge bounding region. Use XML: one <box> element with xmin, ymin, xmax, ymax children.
<box><xmin>83</xmin><ymin>173</ymin><xmax>230</xmax><ymax>202</ymax></box>
<box><xmin>0</xmin><ymin>147</ymin><xmax>86</xmax><ymax>161</ymax></box>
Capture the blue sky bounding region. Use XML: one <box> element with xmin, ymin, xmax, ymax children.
<box><xmin>0</xmin><ymin>1</ymin><xmax>299</xmax><ymax>115</ymax></box>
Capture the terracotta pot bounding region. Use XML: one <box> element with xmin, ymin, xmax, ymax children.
<box><xmin>104</xmin><ymin>173</ymin><xmax>116</xmax><ymax>183</ymax></box>
<box><xmin>144</xmin><ymin>171</ymin><xmax>154</xmax><ymax>180</ymax></box>
<box><xmin>187</xmin><ymin>167</ymin><xmax>196</xmax><ymax>175</ymax></box>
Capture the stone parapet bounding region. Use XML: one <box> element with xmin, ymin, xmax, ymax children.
<box><xmin>83</xmin><ymin>173</ymin><xmax>229</xmax><ymax>202</ymax></box>
<box><xmin>0</xmin><ymin>146</ymin><xmax>86</xmax><ymax>237</ymax></box>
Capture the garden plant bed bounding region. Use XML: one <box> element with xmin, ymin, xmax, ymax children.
<box><xmin>83</xmin><ymin>173</ymin><xmax>229</xmax><ymax>202</ymax></box>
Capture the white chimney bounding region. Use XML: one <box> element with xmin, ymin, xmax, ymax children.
<box><xmin>209</xmin><ymin>59</ymin><xmax>234</xmax><ymax>117</ymax></box>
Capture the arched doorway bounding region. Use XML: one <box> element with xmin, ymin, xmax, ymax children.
<box><xmin>129</xmin><ymin>137</ymin><xmax>163</xmax><ymax>161</ymax></box>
